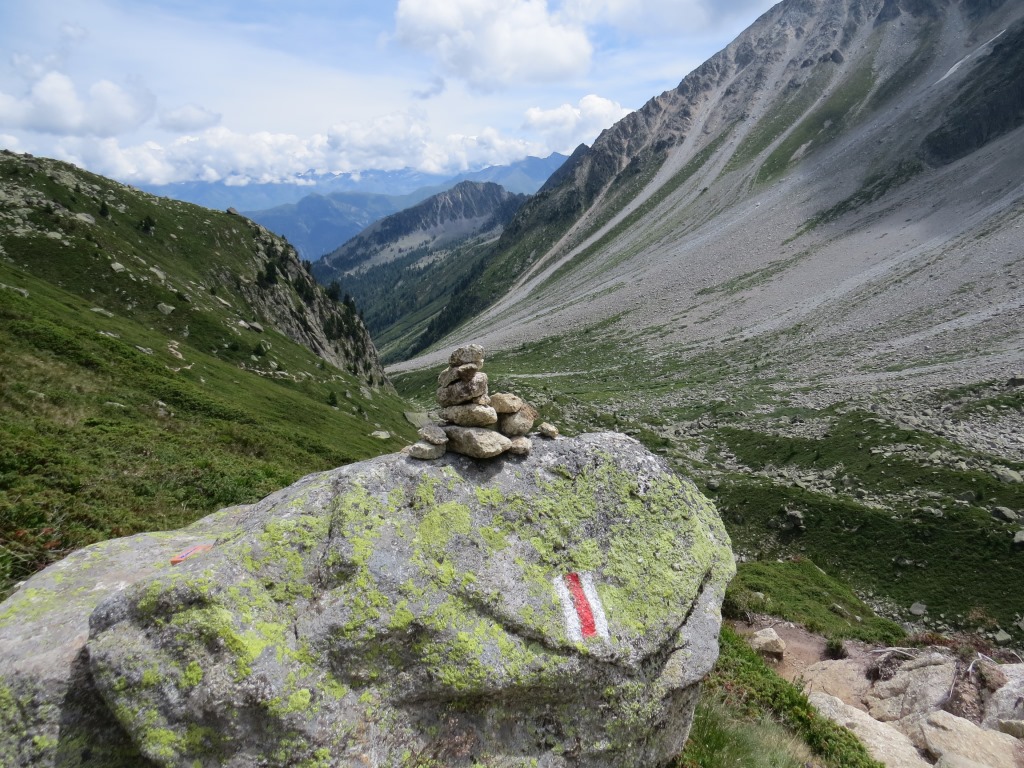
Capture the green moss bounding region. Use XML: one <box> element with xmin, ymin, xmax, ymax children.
<box><xmin>179</xmin><ymin>660</ymin><xmax>203</xmax><ymax>688</ymax></box>
<box><xmin>141</xmin><ymin>666</ymin><xmax>162</xmax><ymax>688</ymax></box>
<box><xmin>389</xmin><ymin>602</ymin><xmax>415</xmax><ymax>631</ymax></box>
<box><xmin>141</xmin><ymin>727</ymin><xmax>179</xmax><ymax>762</ymax></box>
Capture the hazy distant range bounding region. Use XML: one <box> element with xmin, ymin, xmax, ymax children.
<box><xmin>142</xmin><ymin>153</ymin><xmax>568</xmax><ymax>260</ymax></box>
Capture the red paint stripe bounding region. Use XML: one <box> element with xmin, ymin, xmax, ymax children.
<box><xmin>171</xmin><ymin>543</ymin><xmax>213</xmax><ymax>565</ymax></box>
<box><xmin>565</xmin><ymin>572</ymin><xmax>597</xmax><ymax>638</ymax></box>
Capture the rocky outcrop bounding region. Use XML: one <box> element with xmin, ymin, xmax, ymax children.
<box><xmin>923</xmin><ymin>18</ymin><xmax>1024</xmax><ymax>165</ymax></box>
<box><xmin>865</xmin><ymin>652</ymin><xmax>957</xmax><ymax>725</ymax></box>
<box><xmin>908</xmin><ymin>710</ymin><xmax>1024</xmax><ymax>767</ymax></box>
<box><xmin>0</xmin><ymin>432</ymin><xmax>734</xmax><ymax>767</ymax></box>
<box><xmin>808</xmin><ymin>648</ymin><xmax>1024</xmax><ymax>767</ymax></box>
<box><xmin>809</xmin><ymin>692</ymin><xmax>932</xmax><ymax>768</ymax></box>
<box><xmin>228</xmin><ymin>220</ymin><xmax>391</xmax><ymax>389</ymax></box>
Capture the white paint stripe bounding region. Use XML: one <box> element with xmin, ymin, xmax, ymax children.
<box><xmin>580</xmin><ymin>572</ymin><xmax>610</xmax><ymax>639</ymax></box>
<box><xmin>553</xmin><ymin>575</ymin><xmax>583</xmax><ymax>643</ymax></box>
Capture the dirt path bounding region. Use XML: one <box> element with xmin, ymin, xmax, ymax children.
<box><xmin>732</xmin><ymin>618</ymin><xmax>882</xmax><ymax>711</ymax></box>
<box><xmin>732</xmin><ymin>619</ymin><xmax>831</xmax><ymax>681</ymax></box>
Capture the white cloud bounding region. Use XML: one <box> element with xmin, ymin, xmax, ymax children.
<box><xmin>524</xmin><ymin>94</ymin><xmax>630</xmax><ymax>152</ymax></box>
<box><xmin>0</xmin><ymin>134</ymin><xmax>21</xmax><ymax>151</ymax></box>
<box><xmin>50</xmin><ymin>115</ymin><xmax>546</xmax><ymax>185</ymax></box>
<box><xmin>411</xmin><ymin>76</ymin><xmax>446</xmax><ymax>100</ymax></box>
<box><xmin>158</xmin><ymin>104</ymin><xmax>222</xmax><ymax>132</ymax></box>
<box><xmin>0</xmin><ymin>71</ymin><xmax>154</xmax><ymax>137</ymax></box>
<box><xmin>326</xmin><ymin>112</ymin><xmax>431</xmax><ymax>171</ymax></box>
<box><xmin>422</xmin><ymin>127</ymin><xmax>544</xmax><ymax>174</ymax></box>
<box><xmin>395</xmin><ymin>0</ymin><xmax>592</xmax><ymax>90</ymax></box>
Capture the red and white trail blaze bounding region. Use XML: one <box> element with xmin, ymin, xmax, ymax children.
<box><xmin>554</xmin><ymin>572</ymin><xmax>610</xmax><ymax>643</ymax></box>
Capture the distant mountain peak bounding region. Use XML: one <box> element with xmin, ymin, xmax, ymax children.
<box><xmin>316</xmin><ymin>181</ymin><xmax>527</xmax><ymax>278</ymax></box>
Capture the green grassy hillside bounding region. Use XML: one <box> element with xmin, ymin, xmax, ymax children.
<box><xmin>0</xmin><ymin>152</ymin><xmax>417</xmax><ymax>595</ymax></box>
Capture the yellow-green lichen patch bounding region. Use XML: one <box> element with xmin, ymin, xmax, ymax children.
<box><xmin>141</xmin><ymin>726</ymin><xmax>179</xmax><ymax>762</ymax></box>
<box><xmin>479</xmin><ymin>524</ymin><xmax>509</xmax><ymax>551</ymax></box>
<box><xmin>389</xmin><ymin>602</ymin><xmax>415</xmax><ymax>631</ymax></box>
<box><xmin>242</xmin><ymin>514</ymin><xmax>329</xmax><ymax>602</ymax></box>
<box><xmin>479</xmin><ymin>456</ymin><xmax>733</xmax><ymax>638</ymax></box>
<box><xmin>602</xmin><ymin>478</ymin><xmax>731</xmax><ymax>633</ymax></box>
<box><xmin>417</xmin><ymin>500</ymin><xmax>472</xmax><ymax>557</ymax></box>
<box><xmin>411</xmin><ymin>596</ymin><xmax>559</xmax><ymax>693</ymax></box>
<box><xmin>0</xmin><ymin>587</ymin><xmax>42</xmax><ymax>624</ymax></box>
<box><xmin>330</xmin><ymin>484</ymin><xmax>388</xmax><ymax>567</ymax></box>
<box><xmin>267</xmin><ymin>687</ymin><xmax>313</xmax><ymax>717</ymax></box>
<box><xmin>474</xmin><ymin>486</ymin><xmax>505</xmax><ymax>506</ymax></box>
<box><xmin>141</xmin><ymin>666</ymin><xmax>163</xmax><ymax>688</ymax></box>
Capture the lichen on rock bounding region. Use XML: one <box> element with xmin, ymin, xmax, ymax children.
<box><xmin>0</xmin><ymin>433</ymin><xmax>734</xmax><ymax>767</ymax></box>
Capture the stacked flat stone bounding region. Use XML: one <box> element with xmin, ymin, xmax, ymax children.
<box><xmin>407</xmin><ymin>344</ymin><xmax>553</xmax><ymax>460</ymax></box>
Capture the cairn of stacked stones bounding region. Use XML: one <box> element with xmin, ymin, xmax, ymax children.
<box><xmin>407</xmin><ymin>344</ymin><xmax>558</xmax><ymax>461</ymax></box>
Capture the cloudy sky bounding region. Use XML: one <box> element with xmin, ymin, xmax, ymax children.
<box><xmin>0</xmin><ymin>0</ymin><xmax>776</xmax><ymax>186</ymax></box>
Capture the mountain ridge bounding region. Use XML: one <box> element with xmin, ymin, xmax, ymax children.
<box><xmin>314</xmin><ymin>181</ymin><xmax>528</xmax><ymax>361</ymax></box>
<box><xmin>237</xmin><ymin>153</ymin><xmax>566</xmax><ymax>260</ymax></box>
<box><xmin>393</xmin><ymin>0</ymin><xmax>1024</xmax><ymax>376</ymax></box>
<box><xmin>315</xmin><ymin>180</ymin><xmax>526</xmax><ymax>277</ymax></box>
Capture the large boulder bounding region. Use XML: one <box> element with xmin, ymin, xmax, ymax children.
<box><xmin>0</xmin><ymin>432</ymin><xmax>734</xmax><ymax>767</ymax></box>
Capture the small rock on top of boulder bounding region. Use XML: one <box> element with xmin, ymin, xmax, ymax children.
<box><xmin>436</xmin><ymin>371</ymin><xmax>489</xmax><ymax>407</ymax></box>
<box><xmin>449</xmin><ymin>344</ymin><xmax>485</xmax><ymax>366</ymax></box>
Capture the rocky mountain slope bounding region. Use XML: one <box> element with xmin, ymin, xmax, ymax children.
<box><xmin>398</xmin><ymin>0</ymin><xmax>1024</xmax><ymax>371</ymax></box>
<box><xmin>314</xmin><ymin>182</ymin><xmax>528</xmax><ymax>361</ymax></box>
<box><xmin>0</xmin><ymin>150</ymin><xmax>416</xmax><ymax>595</ymax></box>
<box><xmin>315</xmin><ymin>181</ymin><xmax>526</xmax><ymax>277</ymax></box>
<box><xmin>390</xmin><ymin>0</ymin><xmax>1024</xmax><ymax>644</ymax></box>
